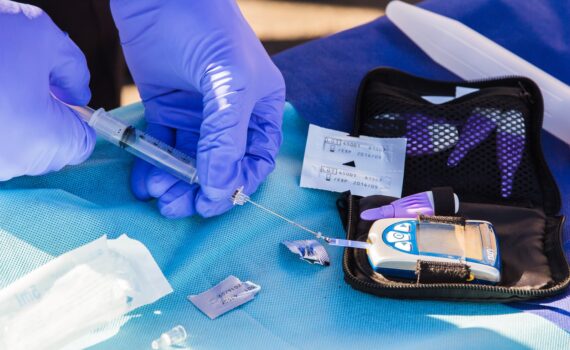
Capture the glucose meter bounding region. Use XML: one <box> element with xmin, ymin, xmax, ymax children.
<box><xmin>367</xmin><ymin>217</ymin><xmax>501</xmax><ymax>283</ymax></box>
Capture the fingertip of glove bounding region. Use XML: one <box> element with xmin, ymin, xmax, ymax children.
<box><xmin>199</xmin><ymin>183</ymin><xmax>235</xmax><ymax>202</ymax></box>
<box><xmin>69</xmin><ymin>88</ymin><xmax>91</xmax><ymax>107</ymax></box>
<box><xmin>131</xmin><ymin>185</ymin><xmax>151</xmax><ymax>201</ymax></box>
<box><xmin>195</xmin><ymin>192</ymin><xmax>233</xmax><ymax>218</ymax></box>
<box><xmin>50</xmin><ymin>35</ymin><xmax>92</xmax><ymax>106</ymax></box>
<box><xmin>159</xmin><ymin>205</ymin><xmax>186</xmax><ymax>219</ymax></box>
<box><xmin>157</xmin><ymin>183</ymin><xmax>199</xmax><ymax>218</ymax></box>
<box><xmin>130</xmin><ymin>160</ymin><xmax>153</xmax><ymax>201</ymax></box>
<box><xmin>159</xmin><ymin>204</ymin><xmax>195</xmax><ymax>219</ymax></box>
<box><xmin>146</xmin><ymin>168</ymin><xmax>180</xmax><ymax>198</ymax></box>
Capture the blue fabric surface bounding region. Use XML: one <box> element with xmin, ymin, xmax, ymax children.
<box><xmin>0</xmin><ymin>103</ymin><xmax>568</xmax><ymax>349</ymax></box>
<box><xmin>273</xmin><ymin>0</ymin><xmax>570</xmax><ymax>331</ymax></box>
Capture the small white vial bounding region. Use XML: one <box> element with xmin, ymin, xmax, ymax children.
<box><xmin>151</xmin><ymin>325</ymin><xmax>188</xmax><ymax>349</ymax></box>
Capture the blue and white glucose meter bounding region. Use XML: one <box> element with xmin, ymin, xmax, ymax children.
<box><xmin>367</xmin><ymin>218</ymin><xmax>501</xmax><ymax>283</ymax></box>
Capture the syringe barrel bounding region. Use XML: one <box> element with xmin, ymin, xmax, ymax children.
<box><xmin>89</xmin><ymin>109</ymin><xmax>199</xmax><ymax>185</ymax></box>
<box><xmin>89</xmin><ymin>109</ymin><xmax>129</xmax><ymax>147</ymax></box>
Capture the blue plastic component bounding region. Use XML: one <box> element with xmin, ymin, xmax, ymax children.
<box><xmin>381</xmin><ymin>220</ymin><xmax>418</xmax><ymax>255</ymax></box>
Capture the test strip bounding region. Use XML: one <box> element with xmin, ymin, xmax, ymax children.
<box><xmin>326</xmin><ymin>238</ymin><xmax>371</xmax><ymax>250</ymax></box>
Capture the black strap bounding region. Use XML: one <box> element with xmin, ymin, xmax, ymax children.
<box><xmin>418</xmin><ymin>214</ymin><xmax>465</xmax><ymax>226</ymax></box>
<box><xmin>431</xmin><ymin>187</ymin><xmax>455</xmax><ymax>216</ymax></box>
<box><xmin>416</xmin><ymin>260</ymin><xmax>472</xmax><ymax>284</ymax></box>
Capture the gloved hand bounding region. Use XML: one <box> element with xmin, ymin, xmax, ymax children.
<box><xmin>111</xmin><ymin>0</ymin><xmax>285</xmax><ymax>218</ymax></box>
<box><xmin>0</xmin><ymin>1</ymin><xmax>95</xmax><ymax>181</ymax></box>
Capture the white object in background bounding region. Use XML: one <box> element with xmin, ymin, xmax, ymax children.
<box><xmin>152</xmin><ymin>325</ymin><xmax>188</xmax><ymax>349</ymax></box>
<box><xmin>386</xmin><ymin>0</ymin><xmax>570</xmax><ymax>145</ymax></box>
<box><xmin>188</xmin><ymin>276</ymin><xmax>261</xmax><ymax>320</ymax></box>
<box><xmin>301</xmin><ymin>124</ymin><xmax>407</xmax><ymax>197</ymax></box>
<box><xmin>0</xmin><ymin>235</ymin><xmax>172</xmax><ymax>350</ymax></box>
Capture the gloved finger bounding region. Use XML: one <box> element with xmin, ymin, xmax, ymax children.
<box><xmin>447</xmin><ymin>113</ymin><xmax>496</xmax><ymax>167</ymax></box>
<box><xmin>142</xmin><ymin>92</ymin><xmax>202</xmax><ymax>212</ymax></box>
<box><xmin>146</xmin><ymin>166</ymin><xmax>180</xmax><ymax>198</ymax></box>
<box><xmin>145</xmin><ymin>93</ymin><xmax>202</xmax><ymax>162</ymax></box>
<box><xmin>146</xmin><ymin>129</ymin><xmax>201</xmax><ymax>198</ymax></box>
<box><xmin>157</xmin><ymin>181</ymin><xmax>200</xmax><ymax>219</ymax></box>
<box><xmin>130</xmin><ymin>123</ymin><xmax>175</xmax><ymax>200</ymax></box>
<box><xmin>13</xmin><ymin>99</ymin><xmax>96</xmax><ymax>179</ymax></box>
<box><xmin>0</xmin><ymin>6</ymin><xmax>95</xmax><ymax>179</ymax></box>
<box><xmin>45</xmin><ymin>99</ymin><xmax>97</xmax><ymax>169</ymax></box>
<box><xmin>195</xmin><ymin>95</ymin><xmax>284</xmax><ymax>218</ymax></box>
<box><xmin>131</xmin><ymin>159</ymin><xmax>154</xmax><ymax>201</ymax></box>
<box><xmin>49</xmin><ymin>30</ymin><xmax>91</xmax><ymax>106</ymax></box>
<box><xmin>43</xmin><ymin>24</ymin><xmax>94</xmax><ymax>168</ymax></box>
<box><xmin>197</xmin><ymin>75</ymin><xmax>254</xmax><ymax>201</ymax></box>
<box><xmin>144</xmin><ymin>89</ymin><xmax>203</xmax><ymax>133</ymax></box>
<box><xmin>195</xmin><ymin>191</ymin><xmax>234</xmax><ymax>218</ymax></box>
<box><xmin>240</xmin><ymin>96</ymin><xmax>284</xmax><ymax>189</ymax></box>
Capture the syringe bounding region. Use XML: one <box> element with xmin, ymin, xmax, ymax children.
<box><xmin>70</xmin><ymin>106</ymin><xmax>199</xmax><ymax>185</ymax></box>
<box><xmin>69</xmin><ymin>106</ymin><xmax>369</xmax><ymax>250</ymax></box>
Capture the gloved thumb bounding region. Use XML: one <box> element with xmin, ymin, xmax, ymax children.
<box><xmin>49</xmin><ymin>33</ymin><xmax>91</xmax><ymax>106</ymax></box>
<box><xmin>47</xmin><ymin>33</ymin><xmax>95</xmax><ymax>167</ymax></box>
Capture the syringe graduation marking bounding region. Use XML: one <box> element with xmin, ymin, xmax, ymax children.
<box><xmin>119</xmin><ymin>126</ymin><xmax>136</xmax><ymax>148</ymax></box>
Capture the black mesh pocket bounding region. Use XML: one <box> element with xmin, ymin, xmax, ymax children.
<box><xmin>359</xmin><ymin>81</ymin><xmax>541</xmax><ymax>205</ymax></box>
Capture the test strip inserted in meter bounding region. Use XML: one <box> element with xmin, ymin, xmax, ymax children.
<box><xmin>367</xmin><ymin>218</ymin><xmax>501</xmax><ymax>283</ymax></box>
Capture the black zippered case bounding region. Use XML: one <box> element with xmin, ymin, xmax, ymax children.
<box><xmin>337</xmin><ymin>68</ymin><xmax>570</xmax><ymax>301</ymax></box>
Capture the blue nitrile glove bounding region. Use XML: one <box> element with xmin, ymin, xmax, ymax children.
<box><xmin>0</xmin><ymin>1</ymin><xmax>95</xmax><ymax>181</ymax></box>
<box><xmin>111</xmin><ymin>0</ymin><xmax>285</xmax><ymax>218</ymax></box>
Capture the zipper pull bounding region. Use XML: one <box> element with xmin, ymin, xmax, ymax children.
<box><xmin>518</xmin><ymin>81</ymin><xmax>535</xmax><ymax>105</ymax></box>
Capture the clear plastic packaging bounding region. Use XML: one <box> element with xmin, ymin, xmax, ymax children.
<box><xmin>0</xmin><ymin>235</ymin><xmax>172</xmax><ymax>350</ymax></box>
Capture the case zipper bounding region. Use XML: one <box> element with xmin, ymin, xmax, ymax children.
<box><xmin>373</xmin><ymin>81</ymin><xmax>532</xmax><ymax>106</ymax></box>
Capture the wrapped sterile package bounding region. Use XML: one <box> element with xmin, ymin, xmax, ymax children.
<box><xmin>0</xmin><ymin>234</ymin><xmax>172</xmax><ymax>350</ymax></box>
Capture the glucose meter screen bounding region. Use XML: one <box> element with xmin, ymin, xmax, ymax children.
<box><xmin>418</xmin><ymin>223</ymin><xmax>483</xmax><ymax>260</ymax></box>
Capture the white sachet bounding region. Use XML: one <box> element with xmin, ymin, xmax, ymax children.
<box><xmin>188</xmin><ymin>276</ymin><xmax>260</xmax><ymax>320</ymax></box>
<box><xmin>301</xmin><ymin>124</ymin><xmax>407</xmax><ymax>197</ymax></box>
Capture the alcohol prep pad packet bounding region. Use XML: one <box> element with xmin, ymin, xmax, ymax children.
<box><xmin>300</xmin><ymin>124</ymin><xmax>406</xmax><ymax>197</ymax></box>
<box><xmin>188</xmin><ymin>276</ymin><xmax>261</xmax><ymax>320</ymax></box>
